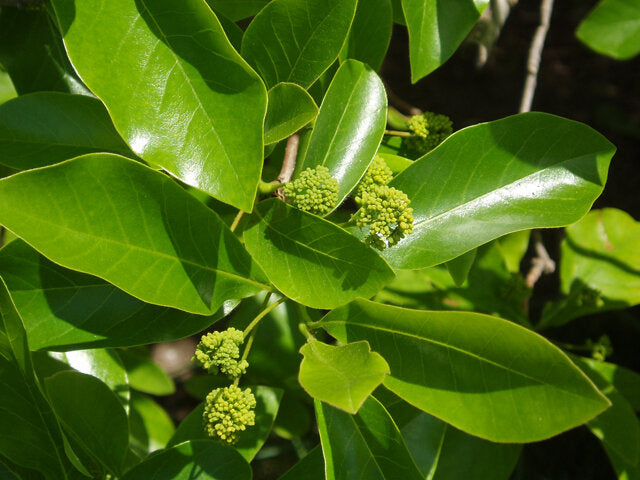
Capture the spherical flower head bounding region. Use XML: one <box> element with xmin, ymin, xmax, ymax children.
<box><xmin>355</xmin><ymin>184</ymin><xmax>414</xmax><ymax>250</ymax></box>
<box><xmin>283</xmin><ymin>165</ymin><xmax>339</xmax><ymax>216</ymax></box>
<box><xmin>192</xmin><ymin>328</ymin><xmax>248</xmax><ymax>378</ymax></box>
<box><xmin>203</xmin><ymin>385</ymin><xmax>256</xmax><ymax>444</ymax></box>
<box><xmin>404</xmin><ymin>112</ymin><xmax>453</xmax><ymax>155</ymax></box>
<box><xmin>357</xmin><ymin>156</ymin><xmax>393</xmax><ymax>197</ymax></box>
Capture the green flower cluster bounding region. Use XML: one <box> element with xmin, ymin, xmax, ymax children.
<box><xmin>355</xmin><ymin>157</ymin><xmax>414</xmax><ymax>250</ymax></box>
<box><xmin>203</xmin><ymin>385</ymin><xmax>256</xmax><ymax>445</ymax></box>
<box><xmin>403</xmin><ymin>111</ymin><xmax>453</xmax><ymax>155</ymax></box>
<box><xmin>283</xmin><ymin>165</ymin><xmax>339</xmax><ymax>215</ymax></box>
<box><xmin>192</xmin><ymin>328</ymin><xmax>248</xmax><ymax>378</ymax></box>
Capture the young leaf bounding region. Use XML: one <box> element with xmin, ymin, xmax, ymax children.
<box><xmin>402</xmin><ymin>0</ymin><xmax>489</xmax><ymax>82</ymax></box>
<box><xmin>316</xmin><ymin>396</ymin><xmax>424</xmax><ymax>480</ymax></box>
<box><xmin>50</xmin><ymin>0</ymin><xmax>267</xmax><ymax>211</ymax></box>
<box><xmin>264</xmin><ymin>83</ymin><xmax>318</xmax><ymax>145</ymax></box>
<box><xmin>121</xmin><ymin>440</ymin><xmax>251</xmax><ymax>480</ymax></box>
<box><xmin>0</xmin><ymin>92</ymin><xmax>135</xmax><ymax>170</ymax></box>
<box><xmin>0</xmin><ymin>240</ymin><xmax>237</xmax><ymax>351</ymax></box>
<box><xmin>0</xmin><ymin>154</ymin><xmax>270</xmax><ymax>315</ymax></box>
<box><xmin>129</xmin><ymin>392</ymin><xmax>175</xmax><ymax>456</ymax></box>
<box><xmin>299</xmin><ymin>340</ymin><xmax>389</xmax><ymax>413</ymax></box>
<box><xmin>297</xmin><ymin>60</ymin><xmax>387</xmax><ymax>208</ymax></box>
<box><xmin>401</xmin><ymin>411</ymin><xmax>522</xmax><ymax>480</ymax></box>
<box><xmin>339</xmin><ymin>0</ymin><xmax>393</xmax><ymax>71</ymax></box>
<box><xmin>445</xmin><ymin>248</ymin><xmax>477</xmax><ymax>287</ymax></box>
<box><xmin>168</xmin><ymin>386</ymin><xmax>283</xmax><ymax>462</ymax></box>
<box><xmin>317</xmin><ymin>299</ymin><xmax>611</xmax><ymax>442</ymax></box>
<box><xmin>45</xmin><ymin>371</ymin><xmax>128</xmax><ymax>477</ymax></box>
<box><xmin>241</xmin><ymin>0</ymin><xmax>358</xmax><ymax>88</ymax></box>
<box><xmin>243</xmin><ymin>199</ymin><xmax>395</xmax><ymax>309</ymax></box>
<box><xmin>384</xmin><ymin>112</ymin><xmax>615</xmax><ymax>269</ymax></box>
<box><xmin>0</xmin><ymin>7</ymin><xmax>88</xmax><ymax>95</ymax></box>
<box><xmin>576</xmin><ymin>0</ymin><xmax>640</xmax><ymax>60</ymax></box>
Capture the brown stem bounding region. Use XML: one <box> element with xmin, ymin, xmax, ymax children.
<box><xmin>525</xmin><ymin>230</ymin><xmax>556</xmax><ymax>288</ymax></box>
<box><xmin>276</xmin><ymin>133</ymin><xmax>300</xmax><ymax>199</ymax></box>
<box><xmin>385</xmin><ymin>85</ymin><xmax>422</xmax><ymax>116</ymax></box>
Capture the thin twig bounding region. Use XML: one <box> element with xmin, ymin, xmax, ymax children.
<box><xmin>384</xmin><ymin>129</ymin><xmax>413</xmax><ymax>137</ymax></box>
<box><xmin>525</xmin><ymin>231</ymin><xmax>556</xmax><ymax>288</ymax></box>
<box><xmin>519</xmin><ymin>0</ymin><xmax>554</xmax><ymax>113</ymax></box>
<box><xmin>385</xmin><ymin>85</ymin><xmax>422</xmax><ymax>116</ymax></box>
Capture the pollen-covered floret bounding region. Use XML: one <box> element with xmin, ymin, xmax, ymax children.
<box><xmin>404</xmin><ymin>111</ymin><xmax>453</xmax><ymax>155</ymax></box>
<box><xmin>355</xmin><ymin>184</ymin><xmax>414</xmax><ymax>250</ymax></box>
<box><xmin>283</xmin><ymin>165</ymin><xmax>339</xmax><ymax>215</ymax></box>
<box><xmin>203</xmin><ymin>385</ymin><xmax>256</xmax><ymax>444</ymax></box>
<box><xmin>192</xmin><ymin>328</ymin><xmax>248</xmax><ymax>378</ymax></box>
<box><xmin>356</xmin><ymin>156</ymin><xmax>393</xmax><ymax>197</ymax></box>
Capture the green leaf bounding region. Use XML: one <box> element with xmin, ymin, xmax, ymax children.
<box><xmin>278</xmin><ymin>445</ymin><xmax>324</xmax><ymax>480</ymax></box>
<box><xmin>299</xmin><ymin>340</ymin><xmax>389</xmax><ymax>413</ymax></box>
<box><xmin>384</xmin><ymin>112</ymin><xmax>615</xmax><ymax>269</ymax></box>
<box><xmin>576</xmin><ymin>0</ymin><xmax>640</xmax><ymax>60</ymax></box>
<box><xmin>577</xmin><ymin>358</ymin><xmax>640</xmax><ymax>411</ymax></box>
<box><xmin>317</xmin><ymin>298</ymin><xmax>611</xmax><ymax>442</ymax></box>
<box><xmin>214</xmin><ymin>11</ymin><xmax>244</xmax><ymax>51</ymax></box>
<box><xmin>129</xmin><ymin>392</ymin><xmax>175</xmax><ymax>456</ymax></box>
<box><xmin>495</xmin><ymin>230</ymin><xmax>531</xmax><ymax>273</ymax></box>
<box><xmin>377</xmin><ymin>153</ymin><xmax>412</xmax><ymax>175</ymax></box>
<box><xmin>264</xmin><ymin>83</ymin><xmax>318</xmax><ymax>145</ymax></box>
<box><xmin>297</xmin><ymin>60</ymin><xmax>387</xmax><ymax>208</ymax></box>
<box><xmin>0</xmin><ymin>71</ymin><xmax>16</xmax><ymax>106</ymax></box>
<box><xmin>0</xmin><ymin>240</ymin><xmax>236</xmax><ymax>351</ymax></box>
<box><xmin>206</xmin><ymin>0</ymin><xmax>269</xmax><ymax>21</ymax></box>
<box><xmin>0</xmin><ymin>6</ymin><xmax>88</xmax><ymax>95</ymax></box>
<box><xmin>316</xmin><ymin>396</ymin><xmax>424</xmax><ymax>480</ymax></box>
<box><xmin>119</xmin><ymin>348</ymin><xmax>175</xmax><ymax>396</ymax></box>
<box><xmin>0</xmin><ymin>92</ymin><xmax>135</xmax><ymax>170</ymax></box>
<box><xmin>122</xmin><ymin>440</ymin><xmax>251</xmax><ymax>480</ymax></box>
<box><xmin>241</xmin><ymin>0</ymin><xmax>358</xmax><ymax>88</ymax></box>
<box><xmin>402</xmin><ymin>0</ymin><xmax>489</xmax><ymax>81</ymax></box>
<box><xmin>45</xmin><ymin>371</ymin><xmax>128</xmax><ymax>476</ymax></box>
<box><xmin>168</xmin><ymin>386</ymin><xmax>282</xmax><ymax>462</ymax></box>
<box><xmin>0</xmin><ymin>279</ymin><xmax>77</xmax><ymax>479</ymax></box>
<box><xmin>243</xmin><ymin>199</ymin><xmax>395</xmax><ymax>309</ymax></box>
<box><xmin>339</xmin><ymin>0</ymin><xmax>393</xmax><ymax>71</ymax></box>
<box><xmin>50</xmin><ymin>0</ymin><xmax>267</xmax><ymax>211</ymax></box>
<box><xmin>0</xmin><ymin>154</ymin><xmax>269</xmax><ymax>315</ymax></box>
<box><xmin>446</xmin><ymin>248</ymin><xmax>477</xmax><ymax>287</ymax></box>
<box><xmin>401</xmin><ymin>411</ymin><xmax>522</xmax><ymax>480</ymax></box>
<box><xmin>574</xmin><ymin>356</ymin><xmax>640</xmax><ymax>466</ymax></box>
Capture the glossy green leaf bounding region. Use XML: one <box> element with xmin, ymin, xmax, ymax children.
<box><xmin>299</xmin><ymin>340</ymin><xmax>389</xmax><ymax>413</ymax></box>
<box><xmin>0</xmin><ymin>240</ymin><xmax>236</xmax><ymax>351</ymax></box>
<box><xmin>119</xmin><ymin>348</ymin><xmax>174</xmax><ymax>396</ymax></box>
<box><xmin>215</xmin><ymin>11</ymin><xmax>243</xmax><ymax>51</ymax></box>
<box><xmin>401</xmin><ymin>411</ymin><xmax>522</xmax><ymax>480</ymax></box>
<box><xmin>0</xmin><ymin>6</ymin><xmax>87</xmax><ymax>95</ymax></box>
<box><xmin>122</xmin><ymin>440</ymin><xmax>251</xmax><ymax>480</ymax></box>
<box><xmin>48</xmin><ymin>349</ymin><xmax>130</xmax><ymax>411</ymax></box>
<box><xmin>297</xmin><ymin>60</ymin><xmax>387</xmax><ymax>208</ymax></box>
<box><xmin>495</xmin><ymin>230</ymin><xmax>531</xmax><ymax>273</ymax></box>
<box><xmin>50</xmin><ymin>0</ymin><xmax>267</xmax><ymax>211</ymax></box>
<box><xmin>578</xmin><ymin>358</ymin><xmax>640</xmax><ymax>412</ymax></box>
<box><xmin>0</xmin><ymin>279</ymin><xmax>77</xmax><ymax>479</ymax></box>
<box><xmin>129</xmin><ymin>392</ymin><xmax>175</xmax><ymax>456</ymax></box>
<box><xmin>243</xmin><ymin>199</ymin><xmax>395</xmax><ymax>308</ymax></box>
<box><xmin>278</xmin><ymin>445</ymin><xmax>324</xmax><ymax>480</ymax></box>
<box><xmin>0</xmin><ymin>92</ymin><xmax>135</xmax><ymax>170</ymax></box>
<box><xmin>377</xmin><ymin>153</ymin><xmax>412</xmax><ymax>175</ymax></box>
<box><xmin>45</xmin><ymin>371</ymin><xmax>128</xmax><ymax>476</ymax></box>
<box><xmin>384</xmin><ymin>113</ymin><xmax>615</xmax><ymax>269</ymax></box>
<box><xmin>541</xmin><ymin>209</ymin><xmax>640</xmax><ymax>329</ymax></box>
<box><xmin>0</xmin><ymin>154</ymin><xmax>269</xmax><ymax>315</ymax></box>
<box><xmin>446</xmin><ymin>248</ymin><xmax>477</xmax><ymax>287</ymax></box>
<box><xmin>316</xmin><ymin>396</ymin><xmax>424</xmax><ymax>480</ymax></box>
<box><xmin>574</xmin><ymin>357</ymin><xmax>640</xmax><ymax>466</ymax></box>
<box><xmin>264</xmin><ymin>83</ymin><xmax>318</xmax><ymax>145</ymax></box>
<box><xmin>241</xmin><ymin>0</ymin><xmax>358</xmax><ymax>88</ymax></box>
<box><xmin>206</xmin><ymin>0</ymin><xmax>269</xmax><ymax>21</ymax></box>
<box><xmin>576</xmin><ymin>0</ymin><xmax>640</xmax><ymax>60</ymax></box>
<box><xmin>317</xmin><ymin>298</ymin><xmax>611</xmax><ymax>442</ymax></box>
<box><xmin>339</xmin><ymin>0</ymin><xmax>393</xmax><ymax>71</ymax></box>
<box><xmin>168</xmin><ymin>386</ymin><xmax>282</xmax><ymax>462</ymax></box>
<box><xmin>402</xmin><ymin>0</ymin><xmax>489</xmax><ymax>81</ymax></box>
